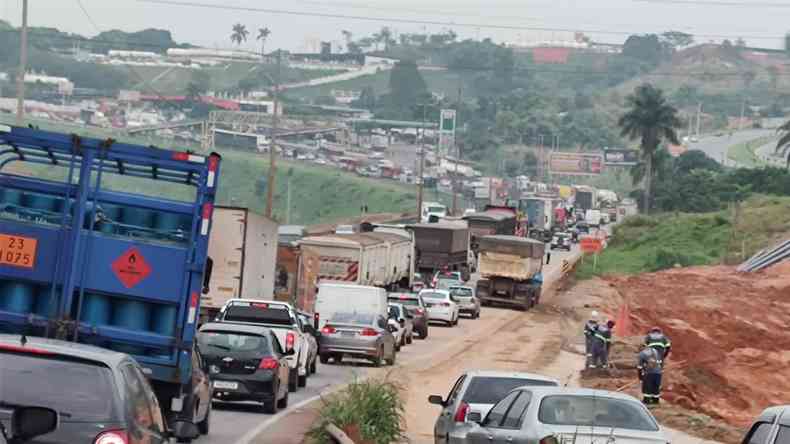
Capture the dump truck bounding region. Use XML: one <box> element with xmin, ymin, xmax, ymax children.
<box><xmin>408</xmin><ymin>222</ymin><xmax>471</xmax><ymax>280</ymax></box>
<box><xmin>199</xmin><ymin>206</ymin><xmax>278</xmax><ymax>323</ymax></box>
<box><xmin>464</xmin><ymin>205</ymin><xmax>518</xmax><ymax>252</ymax></box>
<box><xmin>520</xmin><ymin>197</ymin><xmax>554</xmax><ymax>242</ymax></box>
<box><xmin>475</xmin><ymin>235</ymin><xmax>545</xmax><ymax>311</ymax></box>
<box><xmin>0</xmin><ymin>125</ymin><xmax>219</xmax><ymax>439</ymax></box>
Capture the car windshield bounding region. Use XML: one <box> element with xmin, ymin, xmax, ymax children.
<box><xmin>450</xmin><ymin>287</ymin><xmax>473</xmax><ymax>298</ymax></box>
<box><xmin>198</xmin><ymin>331</ymin><xmax>270</xmax><ymax>354</ymax></box>
<box><xmin>463</xmin><ymin>377</ymin><xmax>558</xmax><ymax>404</ymax></box>
<box><xmin>330</xmin><ymin>312</ymin><xmax>376</xmax><ymax>326</ymax></box>
<box><xmin>0</xmin><ymin>353</ymin><xmax>118</xmax><ymax>422</ymax></box>
<box><xmin>429</xmin><ymin>206</ymin><xmax>446</xmax><ymax>213</ymax></box>
<box><xmin>437</xmin><ymin>279</ymin><xmax>461</xmax><ymax>290</ymax></box>
<box><xmin>539</xmin><ymin>395</ymin><xmax>659</xmax><ymax>431</ymax></box>
<box><xmin>421</xmin><ymin>291</ymin><xmax>448</xmax><ymax>300</ymax></box>
<box><xmin>222</xmin><ymin>302</ymin><xmax>293</xmax><ymax>326</ymax></box>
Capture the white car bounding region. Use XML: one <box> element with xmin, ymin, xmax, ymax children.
<box><xmin>419</xmin><ymin>289</ymin><xmax>460</xmax><ymax>326</ymax></box>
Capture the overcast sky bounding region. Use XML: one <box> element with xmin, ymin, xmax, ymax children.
<box><xmin>1</xmin><ymin>0</ymin><xmax>787</xmax><ymax>52</ymax></box>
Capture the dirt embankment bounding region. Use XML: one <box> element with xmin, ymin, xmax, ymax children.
<box><xmin>591</xmin><ymin>262</ymin><xmax>790</xmax><ymax>433</ymax></box>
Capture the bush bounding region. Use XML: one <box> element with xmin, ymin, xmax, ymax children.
<box><xmin>309</xmin><ymin>378</ymin><xmax>404</xmax><ymax>444</ymax></box>
<box><xmin>649</xmin><ymin>247</ymin><xmax>708</xmax><ymax>272</ymax></box>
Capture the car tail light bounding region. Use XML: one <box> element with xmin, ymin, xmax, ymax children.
<box><xmin>454</xmin><ymin>402</ymin><xmax>469</xmax><ymax>422</ymax></box>
<box><xmin>360</xmin><ymin>328</ymin><xmax>379</xmax><ymax>336</ymax></box>
<box><xmin>415</xmin><ymin>308</ymin><xmax>424</xmax><ymax>315</ymax></box>
<box><xmin>259</xmin><ymin>357</ymin><xmax>279</xmax><ymax>370</ymax></box>
<box><xmin>321</xmin><ymin>325</ymin><xmax>336</xmax><ymax>334</ymax></box>
<box><xmin>94</xmin><ymin>430</ymin><xmax>129</xmax><ymax>444</ymax></box>
<box><xmin>0</xmin><ymin>344</ymin><xmax>54</xmax><ymax>355</ymax></box>
<box><xmin>285</xmin><ymin>331</ymin><xmax>295</xmax><ymax>350</ymax></box>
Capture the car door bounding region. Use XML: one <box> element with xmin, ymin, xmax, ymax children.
<box><xmin>120</xmin><ymin>364</ymin><xmax>168</xmax><ymax>444</ymax></box>
<box><xmin>466</xmin><ymin>390</ymin><xmax>522</xmax><ymax>444</ymax></box>
<box><xmin>271</xmin><ymin>331</ymin><xmax>289</xmax><ymax>398</ymax></box>
<box><xmin>377</xmin><ymin>316</ymin><xmax>394</xmax><ymax>355</ymax></box>
<box><xmin>191</xmin><ymin>350</ymin><xmax>210</xmax><ymax>422</ymax></box>
<box><xmin>434</xmin><ymin>374</ymin><xmax>467</xmax><ymax>443</ymax></box>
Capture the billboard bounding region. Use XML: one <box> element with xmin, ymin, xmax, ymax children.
<box><xmin>439</xmin><ymin>109</ymin><xmax>456</xmax><ymax>156</ymax></box>
<box><xmin>603</xmin><ymin>149</ymin><xmax>639</xmax><ymax>166</ymax></box>
<box><xmin>548</xmin><ymin>152</ymin><xmax>604</xmax><ymax>175</ymax></box>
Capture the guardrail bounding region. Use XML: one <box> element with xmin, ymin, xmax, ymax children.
<box><xmin>737</xmin><ymin>239</ymin><xmax>790</xmax><ymax>272</ymax></box>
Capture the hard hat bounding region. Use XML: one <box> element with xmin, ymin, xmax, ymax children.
<box><xmin>591</xmin><ymin>310</ymin><xmax>599</xmax><ymax>320</ymax></box>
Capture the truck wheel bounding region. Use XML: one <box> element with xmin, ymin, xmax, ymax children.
<box><xmin>298</xmin><ymin>373</ymin><xmax>307</xmax><ymax>388</ymax></box>
<box><xmin>288</xmin><ymin>368</ymin><xmax>298</xmax><ymax>392</ymax></box>
<box><xmin>319</xmin><ymin>354</ymin><xmax>329</xmax><ymax>364</ymax></box>
<box><xmin>197</xmin><ymin>402</ymin><xmax>211</xmax><ymax>435</ymax></box>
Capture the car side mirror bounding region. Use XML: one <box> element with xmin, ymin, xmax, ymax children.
<box><xmin>467</xmin><ymin>411</ymin><xmax>483</xmax><ymax>424</ymax></box>
<box><xmin>170</xmin><ymin>420</ymin><xmax>200</xmax><ymax>441</ymax></box>
<box><xmin>427</xmin><ymin>395</ymin><xmax>445</xmax><ymax>406</ymax></box>
<box><xmin>10</xmin><ymin>407</ymin><xmax>58</xmax><ymax>442</ymax></box>
<box><xmin>285</xmin><ymin>349</ymin><xmax>296</xmax><ymax>356</ymax></box>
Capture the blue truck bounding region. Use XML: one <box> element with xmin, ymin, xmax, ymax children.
<box><xmin>0</xmin><ymin>125</ymin><xmax>220</xmax><ymax>439</ymax></box>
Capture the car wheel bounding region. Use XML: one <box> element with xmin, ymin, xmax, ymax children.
<box><xmin>386</xmin><ymin>348</ymin><xmax>396</xmax><ymax>366</ymax></box>
<box><xmin>319</xmin><ymin>354</ymin><xmax>329</xmax><ymax>364</ymax></box>
<box><xmin>420</xmin><ymin>327</ymin><xmax>428</xmax><ymax>339</ymax></box>
<box><xmin>277</xmin><ymin>387</ymin><xmax>289</xmax><ymax>409</ymax></box>
<box><xmin>406</xmin><ymin>333</ymin><xmax>413</xmax><ymax>344</ymax></box>
<box><xmin>197</xmin><ymin>402</ymin><xmax>211</xmax><ymax>435</ymax></box>
<box><xmin>298</xmin><ymin>373</ymin><xmax>307</xmax><ymax>388</ymax></box>
<box><xmin>288</xmin><ymin>368</ymin><xmax>298</xmax><ymax>392</ymax></box>
<box><xmin>372</xmin><ymin>347</ymin><xmax>383</xmax><ymax>367</ymax></box>
<box><xmin>395</xmin><ymin>340</ymin><xmax>401</xmax><ymax>352</ymax></box>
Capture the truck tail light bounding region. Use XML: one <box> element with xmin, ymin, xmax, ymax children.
<box><xmin>259</xmin><ymin>357</ymin><xmax>279</xmax><ymax>370</ymax></box>
<box><xmin>321</xmin><ymin>325</ymin><xmax>336</xmax><ymax>334</ymax></box>
<box><xmin>454</xmin><ymin>402</ymin><xmax>469</xmax><ymax>422</ymax></box>
<box><xmin>285</xmin><ymin>331</ymin><xmax>295</xmax><ymax>350</ymax></box>
<box><xmin>360</xmin><ymin>328</ymin><xmax>379</xmax><ymax>336</ymax></box>
<box><xmin>94</xmin><ymin>430</ymin><xmax>129</xmax><ymax>444</ymax></box>
<box><xmin>314</xmin><ymin>312</ymin><xmax>320</xmax><ymax>330</ymax></box>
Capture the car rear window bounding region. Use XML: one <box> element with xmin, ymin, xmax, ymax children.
<box><xmin>329</xmin><ymin>312</ymin><xmax>375</xmax><ymax>326</ymax></box>
<box><xmin>421</xmin><ymin>292</ymin><xmax>448</xmax><ymax>300</ymax></box>
<box><xmin>450</xmin><ymin>287</ymin><xmax>473</xmax><ymax>298</ymax></box>
<box><xmin>463</xmin><ymin>377</ymin><xmax>558</xmax><ymax>404</ymax></box>
<box><xmin>538</xmin><ymin>395</ymin><xmax>659</xmax><ymax>431</ymax></box>
<box><xmin>223</xmin><ymin>303</ymin><xmax>293</xmax><ymax>325</ymax></box>
<box><xmin>0</xmin><ymin>353</ymin><xmax>118</xmax><ymax>422</ymax></box>
<box><xmin>437</xmin><ymin>279</ymin><xmax>461</xmax><ymax>290</ymax></box>
<box><xmin>198</xmin><ymin>331</ymin><xmax>271</xmax><ymax>354</ymax></box>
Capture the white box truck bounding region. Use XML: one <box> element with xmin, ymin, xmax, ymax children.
<box><xmin>200</xmin><ymin>206</ymin><xmax>278</xmax><ymax>323</ymax></box>
<box><xmin>314</xmin><ymin>282</ymin><xmax>388</xmax><ymax>330</ymax></box>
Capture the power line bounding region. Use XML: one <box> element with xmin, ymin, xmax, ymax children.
<box><xmin>135</xmin><ymin>0</ymin><xmax>787</xmax><ymax>41</ymax></box>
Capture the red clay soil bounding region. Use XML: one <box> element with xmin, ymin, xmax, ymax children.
<box><xmin>605</xmin><ymin>263</ymin><xmax>790</xmax><ymax>428</ymax></box>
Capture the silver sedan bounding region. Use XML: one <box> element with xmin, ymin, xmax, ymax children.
<box><xmin>318</xmin><ymin>312</ymin><xmax>397</xmax><ymax>367</ymax></box>
<box><xmin>459</xmin><ymin>387</ymin><xmax>667</xmax><ymax>444</ymax></box>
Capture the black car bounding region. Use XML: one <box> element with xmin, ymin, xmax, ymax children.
<box><xmin>198</xmin><ymin>322</ymin><xmax>293</xmax><ymax>414</ymax></box>
<box><xmin>576</xmin><ymin>222</ymin><xmax>590</xmax><ymax>234</ymax></box>
<box><xmin>0</xmin><ymin>334</ymin><xmax>204</xmax><ymax>444</ymax></box>
<box><xmin>550</xmin><ymin>233</ymin><xmax>572</xmax><ymax>251</ymax></box>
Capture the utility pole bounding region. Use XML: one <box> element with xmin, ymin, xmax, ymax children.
<box><xmin>15</xmin><ymin>0</ymin><xmax>29</xmax><ymax>126</ymax></box>
<box><xmin>285</xmin><ymin>173</ymin><xmax>292</xmax><ymax>224</ymax></box>
<box><xmin>451</xmin><ymin>84</ymin><xmax>462</xmax><ymax>216</ymax></box>
<box><xmin>416</xmin><ymin>103</ymin><xmax>427</xmax><ymax>223</ymax></box>
<box><xmin>696</xmin><ymin>102</ymin><xmax>702</xmax><ymax>137</ymax></box>
<box><xmin>264</xmin><ymin>50</ymin><xmax>281</xmax><ymax>219</ymax></box>
<box><xmin>738</xmin><ymin>98</ymin><xmax>746</xmax><ymax>132</ymax></box>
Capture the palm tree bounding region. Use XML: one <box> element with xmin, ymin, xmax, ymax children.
<box><xmin>230</xmin><ymin>23</ymin><xmax>249</xmax><ymax>46</ymax></box>
<box><xmin>257</xmin><ymin>27</ymin><xmax>271</xmax><ymax>59</ymax></box>
<box><xmin>379</xmin><ymin>27</ymin><xmax>393</xmax><ymax>52</ymax></box>
<box><xmin>777</xmin><ymin>120</ymin><xmax>790</xmax><ymax>169</ymax></box>
<box><xmin>618</xmin><ymin>84</ymin><xmax>682</xmax><ymax>214</ymax></box>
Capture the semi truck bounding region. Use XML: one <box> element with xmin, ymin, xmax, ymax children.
<box><xmin>573</xmin><ymin>185</ymin><xmax>597</xmax><ymax>211</ymax></box>
<box><xmin>464</xmin><ymin>205</ymin><xmax>518</xmax><ymax>251</ymax></box>
<box><xmin>408</xmin><ymin>222</ymin><xmax>471</xmax><ymax>280</ymax></box>
<box><xmin>520</xmin><ymin>197</ymin><xmax>554</xmax><ymax>242</ymax></box>
<box><xmin>0</xmin><ymin>125</ymin><xmax>219</xmax><ymax>439</ymax></box>
<box><xmin>200</xmin><ymin>206</ymin><xmax>278</xmax><ymax>323</ymax></box>
<box><xmin>475</xmin><ymin>235</ymin><xmax>545</xmax><ymax>311</ymax></box>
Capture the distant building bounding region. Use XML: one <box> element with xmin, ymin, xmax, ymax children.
<box><xmin>24</xmin><ymin>72</ymin><xmax>74</xmax><ymax>95</ymax></box>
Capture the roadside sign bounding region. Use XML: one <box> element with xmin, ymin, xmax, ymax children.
<box><xmin>548</xmin><ymin>152</ymin><xmax>604</xmax><ymax>175</ymax></box>
<box><xmin>580</xmin><ymin>237</ymin><xmax>603</xmax><ymax>254</ymax></box>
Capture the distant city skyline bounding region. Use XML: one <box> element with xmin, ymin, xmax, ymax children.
<box><xmin>1</xmin><ymin>0</ymin><xmax>787</xmax><ymax>52</ymax></box>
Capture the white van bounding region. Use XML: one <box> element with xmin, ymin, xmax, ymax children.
<box><xmin>315</xmin><ymin>283</ymin><xmax>388</xmax><ymax>330</ymax></box>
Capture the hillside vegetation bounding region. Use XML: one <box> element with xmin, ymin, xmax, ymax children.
<box><xmin>576</xmin><ymin>195</ymin><xmax>790</xmax><ymax>278</ymax></box>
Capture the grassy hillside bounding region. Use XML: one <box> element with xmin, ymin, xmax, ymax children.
<box><xmin>1</xmin><ymin>116</ymin><xmax>417</xmax><ymax>225</ymax></box>
<box><xmin>576</xmin><ymin>195</ymin><xmax>790</xmax><ymax>278</ymax></box>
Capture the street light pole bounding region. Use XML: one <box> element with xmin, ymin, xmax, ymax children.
<box><xmin>264</xmin><ymin>50</ymin><xmax>281</xmax><ymax>219</ymax></box>
<box><xmin>417</xmin><ymin>103</ymin><xmax>427</xmax><ymax>222</ymax></box>
<box><xmin>15</xmin><ymin>0</ymin><xmax>29</xmax><ymax>126</ymax></box>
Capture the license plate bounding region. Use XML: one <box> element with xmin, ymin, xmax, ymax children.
<box><xmin>213</xmin><ymin>381</ymin><xmax>238</xmax><ymax>390</ymax></box>
<box><xmin>0</xmin><ymin>233</ymin><xmax>37</xmax><ymax>269</ymax></box>
<box><xmin>341</xmin><ymin>331</ymin><xmax>355</xmax><ymax>337</ymax></box>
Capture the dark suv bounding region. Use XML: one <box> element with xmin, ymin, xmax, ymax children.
<box><xmin>198</xmin><ymin>322</ymin><xmax>293</xmax><ymax>414</ymax></box>
<box><xmin>388</xmin><ymin>292</ymin><xmax>429</xmax><ymax>339</ymax></box>
<box><xmin>0</xmin><ymin>334</ymin><xmax>205</xmax><ymax>444</ymax></box>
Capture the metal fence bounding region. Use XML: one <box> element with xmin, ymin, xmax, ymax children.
<box><xmin>737</xmin><ymin>239</ymin><xmax>790</xmax><ymax>272</ymax></box>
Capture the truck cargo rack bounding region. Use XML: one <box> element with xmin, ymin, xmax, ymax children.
<box><xmin>0</xmin><ymin>125</ymin><xmax>220</xmax><ymax>385</ymax></box>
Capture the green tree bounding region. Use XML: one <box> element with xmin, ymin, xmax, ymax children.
<box><xmin>661</xmin><ymin>31</ymin><xmax>694</xmax><ymax>51</ymax></box>
<box><xmin>388</xmin><ymin>60</ymin><xmax>427</xmax><ymax>110</ymax></box>
<box><xmin>231</xmin><ymin>23</ymin><xmax>249</xmax><ymax>46</ymax></box>
<box><xmin>256</xmin><ymin>27</ymin><xmax>271</xmax><ymax>58</ymax></box>
<box><xmin>777</xmin><ymin>119</ymin><xmax>790</xmax><ymax>169</ymax></box>
<box><xmin>785</xmin><ymin>33</ymin><xmax>790</xmax><ymax>56</ymax></box>
<box><xmin>622</xmin><ymin>34</ymin><xmax>666</xmax><ymax>67</ymax></box>
<box><xmin>618</xmin><ymin>84</ymin><xmax>682</xmax><ymax>214</ymax></box>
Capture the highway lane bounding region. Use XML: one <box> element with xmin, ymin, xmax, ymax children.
<box><xmin>202</xmin><ymin>239</ymin><xmax>584</xmax><ymax>444</ymax></box>
<box><xmin>688</xmin><ymin>129</ymin><xmax>772</xmax><ymax>166</ymax></box>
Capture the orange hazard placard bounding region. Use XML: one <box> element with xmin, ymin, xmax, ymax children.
<box><xmin>580</xmin><ymin>237</ymin><xmax>603</xmax><ymax>254</ymax></box>
<box><xmin>111</xmin><ymin>247</ymin><xmax>152</xmax><ymax>288</ymax></box>
<box><xmin>0</xmin><ymin>233</ymin><xmax>38</xmax><ymax>269</ymax></box>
